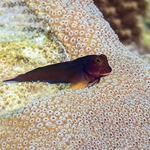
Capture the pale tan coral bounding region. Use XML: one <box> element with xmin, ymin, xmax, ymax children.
<box><xmin>26</xmin><ymin>0</ymin><xmax>118</xmax><ymax>59</ymax></box>
<box><xmin>141</xmin><ymin>54</ymin><xmax>150</xmax><ymax>64</ymax></box>
<box><xmin>0</xmin><ymin>0</ymin><xmax>150</xmax><ymax>149</ymax></box>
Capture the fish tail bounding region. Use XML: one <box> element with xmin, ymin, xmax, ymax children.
<box><xmin>3</xmin><ymin>78</ymin><xmax>16</xmax><ymax>82</ymax></box>
<box><xmin>3</xmin><ymin>75</ymin><xmax>23</xmax><ymax>82</ymax></box>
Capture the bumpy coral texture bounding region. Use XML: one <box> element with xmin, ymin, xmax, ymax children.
<box><xmin>0</xmin><ymin>0</ymin><xmax>150</xmax><ymax>149</ymax></box>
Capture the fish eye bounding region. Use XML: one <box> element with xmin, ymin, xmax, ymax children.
<box><xmin>95</xmin><ymin>58</ymin><xmax>101</xmax><ymax>63</ymax></box>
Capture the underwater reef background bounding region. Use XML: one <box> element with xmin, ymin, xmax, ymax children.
<box><xmin>0</xmin><ymin>0</ymin><xmax>150</xmax><ymax>149</ymax></box>
<box><xmin>94</xmin><ymin>0</ymin><xmax>150</xmax><ymax>55</ymax></box>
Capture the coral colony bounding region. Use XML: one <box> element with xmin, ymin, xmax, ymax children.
<box><xmin>0</xmin><ymin>0</ymin><xmax>149</xmax><ymax>149</ymax></box>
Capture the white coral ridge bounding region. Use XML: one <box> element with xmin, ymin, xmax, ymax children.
<box><xmin>0</xmin><ymin>0</ymin><xmax>150</xmax><ymax>149</ymax></box>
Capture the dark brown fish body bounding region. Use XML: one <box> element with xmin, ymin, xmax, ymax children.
<box><xmin>4</xmin><ymin>54</ymin><xmax>112</xmax><ymax>88</ymax></box>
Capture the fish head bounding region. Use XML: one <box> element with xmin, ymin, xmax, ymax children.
<box><xmin>84</xmin><ymin>54</ymin><xmax>112</xmax><ymax>77</ymax></box>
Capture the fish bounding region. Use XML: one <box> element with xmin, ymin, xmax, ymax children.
<box><xmin>3</xmin><ymin>54</ymin><xmax>112</xmax><ymax>88</ymax></box>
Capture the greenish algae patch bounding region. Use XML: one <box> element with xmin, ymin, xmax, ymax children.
<box><xmin>0</xmin><ymin>40</ymin><xmax>69</xmax><ymax>116</ymax></box>
<box><xmin>0</xmin><ymin>37</ymin><xmax>64</xmax><ymax>79</ymax></box>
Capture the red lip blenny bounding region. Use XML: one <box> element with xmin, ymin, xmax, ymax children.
<box><xmin>4</xmin><ymin>54</ymin><xmax>112</xmax><ymax>88</ymax></box>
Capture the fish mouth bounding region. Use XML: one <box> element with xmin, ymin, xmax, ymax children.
<box><xmin>100</xmin><ymin>66</ymin><xmax>112</xmax><ymax>76</ymax></box>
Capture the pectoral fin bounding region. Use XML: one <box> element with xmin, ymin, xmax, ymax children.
<box><xmin>87</xmin><ymin>77</ymin><xmax>101</xmax><ymax>88</ymax></box>
<box><xmin>70</xmin><ymin>73</ymin><xmax>89</xmax><ymax>89</ymax></box>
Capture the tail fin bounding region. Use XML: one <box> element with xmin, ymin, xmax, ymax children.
<box><xmin>3</xmin><ymin>76</ymin><xmax>21</xmax><ymax>82</ymax></box>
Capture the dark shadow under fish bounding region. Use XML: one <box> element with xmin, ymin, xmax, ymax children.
<box><xmin>3</xmin><ymin>54</ymin><xmax>112</xmax><ymax>88</ymax></box>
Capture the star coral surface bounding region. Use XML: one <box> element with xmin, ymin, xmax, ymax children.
<box><xmin>0</xmin><ymin>0</ymin><xmax>150</xmax><ymax>149</ymax></box>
